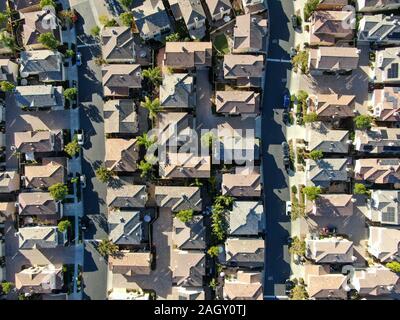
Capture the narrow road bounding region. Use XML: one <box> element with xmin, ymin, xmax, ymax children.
<box><xmin>262</xmin><ymin>0</ymin><xmax>295</xmax><ymax>298</ymax></box>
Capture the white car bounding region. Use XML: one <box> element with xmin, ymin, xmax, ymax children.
<box><xmin>285</xmin><ymin>201</ymin><xmax>292</xmax><ymax>216</ymax></box>
<box><xmin>77</xmin><ymin>130</ymin><xmax>84</xmax><ymax>146</ymax></box>
<box><xmin>80</xmin><ymin>175</ymin><xmax>86</xmax><ymax>188</ymax></box>
<box><xmin>76</xmin><ymin>52</ymin><xmax>82</xmax><ymax>66</ymax></box>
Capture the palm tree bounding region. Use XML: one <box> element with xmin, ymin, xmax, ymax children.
<box><xmin>98</xmin><ymin>239</ymin><xmax>118</xmax><ymax>257</ymax></box>
<box><xmin>137</xmin><ymin>132</ymin><xmax>157</xmax><ymax>149</ymax></box>
<box><xmin>140</xmin><ymin>96</ymin><xmax>162</xmax><ymax>122</ymax></box>
<box><xmin>142</xmin><ymin>67</ymin><xmax>162</xmax><ymax>86</ymax></box>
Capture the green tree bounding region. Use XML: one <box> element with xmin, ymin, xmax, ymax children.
<box><xmin>209</xmin><ymin>278</ymin><xmax>218</xmax><ymax>289</ymax></box>
<box><xmin>290</xmin><ymin>284</ymin><xmax>308</xmax><ymax>300</ymax></box>
<box><xmin>176</xmin><ymin>209</ymin><xmax>194</xmax><ymax>223</ymax></box>
<box><xmin>137</xmin><ymin>133</ymin><xmax>157</xmax><ymax>149</ymax></box>
<box><xmin>138</xmin><ymin>160</ymin><xmax>153</xmax><ymax>178</ymax></box>
<box><xmin>302</xmin><ymin>186</ymin><xmax>321</xmax><ymax>201</ymax></box>
<box><xmin>166</xmin><ymin>32</ymin><xmax>181</xmax><ymax>42</ymax></box>
<box><xmin>95</xmin><ymin>165</ymin><xmax>114</xmax><ymax>183</ymax></box>
<box><xmin>64</xmin><ymin>87</ymin><xmax>78</xmax><ymax>101</ymax></box>
<box><xmin>291</xmin><ymin>202</ymin><xmax>306</xmax><ymax>220</ymax></box>
<box><xmin>64</xmin><ymin>137</ymin><xmax>80</xmax><ymax>157</ymax></box>
<box><xmin>90</xmin><ymin>26</ymin><xmax>100</xmax><ymax>37</ymax></box>
<box><xmin>49</xmin><ymin>183</ymin><xmax>69</xmax><ymax>201</ymax></box>
<box><xmin>354</xmin><ymin>183</ymin><xmax>369</xmax><ymax>195</ymax></box>
<box><xmin>289</xmin><ymin>236</ymin><xmax>306</xmax><ymax>256</ymax></box>
<box><xmin>207</xmin><ymin>246</ymin><xmax>220</xmax><ymax>258</ymax></box>
<box><xmin>0</xmin><ymin>81</ymin><xmax>15</xmax><ymax>92</ymax></box>
<box><xmin>309</xmin><ymin>149</ymin><xmax>323</xmax><ymax>160</ymax></box>
<box><xmin>40</xmin><ymin>0</ymin><xmax>56</xmax><ymax>9</ymax></box>
<box><xmin>0</xmin><ymin>31</ymin><xmax>17</xmax><ymax>52</ymax></box>
<box><xmin>303</xmin><ymin>0</ymin><xmax>319</xmax><ymax>21</ymax></box>
<box><xmin>99</xmin><ymin>15</ymin><xmax>118</xmax><ymax>27</ymax></box>
<box><xmin>201</xmin><ymin>131</ymin><xmax>216</xmax><ymax>148</ymax></box>
<box><xmin>211</xmin><ymin>208</ymin><xmax>227</xmax><ymax>242</ymax></box>
<box><xmin>140</xmin><ymin>96</ymin><xmax>162</xmax><ymax>121</ymax></box>
<box><xmin>1</xmin><ymin>282</ymin><xmax>14</xmax><ymax>295</ymax></box>
<box><xmin>98</xmin><ymin>239</ymin><xmax>118</xmax><ymax>257</ymax></box>
<box><xmin>142</xmin><ymin>67</ymin><xmax>162</xmax><ymax>86</ymax></box>
<box><xmin>120</xmin><ymin>12</ymin><xmax>133</xmax><ymax>27</ymax></box>
<box><xmin>38</xmin><ymin>32</ymin><xmax>59</xmax><ymax>50</ymax></box>
<box><xmin>303</xmin><ymin>112</ymin><xmax>318</xmax><ymax>123</ymax></box>
<box><xmin>65</xmin><ymin>49</ymin><xmax>75</xmax><ymax>58</ymax></box>
<box><xmin>292</xmin><ymin>50</ymin><xmax>309</xmax><ymax>74</ymax></box>
<box><xmin>214</xmin><ymin>195</ymin><xmax>234</xmax><ymax>209</ymax></box>
<box><xmin>58</xmin><ymin>220</ymin><xmax>72</xmax><ymax>233</ymax></box>
<box><xmin>354</xmin><ymin>115</ymin><xmax>372</xmax><ymax>130</ymax></box>
<box><xmin>0</xmin><ymin>12</ymin><xmax>10</xmax><ymax>26</ymax></box>
<box><xmin>386</xmin><ymin>261</ymin><xmax>400</xmax><ymax>273</ymax></box>
<box><xmin>118</xmin><ymin>0</ymin><xmax>133</xmax><ymax>10</ymax></box>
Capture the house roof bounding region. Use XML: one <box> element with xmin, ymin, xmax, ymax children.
<box><xmin>105</xmin><ymin>138</ymin><xmax>139</xmax><ymax>172</ymax></box>
<box><xmin>374</xmin><ymin>47</ymin><xmax>400</xmax><ymax>83</ymax></box>
<box><xmin>15</xmin><ymin>265</ymin><xmax>63</xmax><ymax>293</ymax></box>
<box><xmin>24</xmin><ymin>158</ymin><xmax>66</xmax><ymax>189</ymax></box>
<box><xmin>108</xmin><ymin>210</ymin><xmax>144</xmax><ymax>245</ymax></box>
<box><xmin>305</xmin><ymin>122</ymin><xmax>350</xmax><ymax>153</ymax></box>
<box><xmin>354</xmin><ymin>158</ymin><xmax>400</xmax><ymax>184</ymax></box>
<box><xmin>306</xmin><ymin>158</ymin><xmax>350</xmax><ymax>187</ymax></box>
<box><xmin>14</xmin><ymin>130</ymin><xmax>62</xmax><ymax>154</ymax></box>
<box><xmin>224</xmin><ymin>54</ymin><xmax>264</xmax><ymax>79</ymax></box>
<box><xmin>102</xmin><ymin>64</ymin><xmax>142</xmax><ymax>96</ymax></box>
<box><xmin>154</xmin><ymin>186</ymin><xmax>202</xmax><ymax>211</ymax></box>
<box><xmin>353</xmin><ymin>266</ymin><xmax>400</xmax><ymax>296</ymax></box>
<box><xmin>305</xmin><ymin>265</ymin><xmax>347</xmax><ymax>299</ymax></box>
<box><xmin>103</xmin><ymin>99</ymin><xmax>138</xmax><ymax>134</ymax></box>
<box><xmin>206</xmin><ymin>0</ymin><xmax>232</xmax><ymax>16</ymax></box>
<box><xmin>157</xmin><ymin>112</ymin><xmax>193</xmax><ymax>147</ymax></box>
<box><xmin>109</xmin><ymin>251</ymin><xmax>151</xmax><ymax>276</ymax></box>
<box><xmin>171</xmin><ymin>286</ymin><xmax>205</xmax><ymax>300</ymax></box>
<box><xmin>170</xmin><ymin>0</ymin><xmax>206</xmax><ymax>25</ymax></box>
<box><xmin>223</xmin><ymin>271</ymin><xmax>263</xmax><ymax>300</ymax></box>
<box><xmin>222</xmin><ymin>166</ymin><xmax>261</xmax><ymax>197</ymax></box>
<box><xmin>306</xmin><ymin>237</ymin><xmax>354</xmax><ymax>263</ymax></box>
<box><xmin>132</xmin><ymin>0</ymin><xmax>170</xmax><ymax>38</ymax></box>
<box><xmin>164</xmin><ymin>42</ymin><xmax>212</xmax><ymax>69</ymax></box>
<box><xmin>0</xmin><ymin>202</ymin><xmax>16</xmax><ymax>221</ymax></box>
<box><xmin>310</xmin><ymin>47</ymin><xmax>359</xmax><ymax>70</ymax></box>
<box><xmin>160</xmin><ymin>73</ymin><xmax>194</xmax><ymax>109</ymax></box>
<box><xmin>228</xmin><ymin>201</ymin><xmax>263</xmax><ymax>236</ymax></box>
<box><xmin>372</xmin><ymin>87</ymin><xmax>400</xmax><ymax>121</ymax></box>
<box><xmin>17</xmin><ymin>226</ymin><xmax>61</xmax><ymax>249</ymax></box>
<box><xmin>0</xmin><ymin>171</ymin><xmax>20</xmax><ymax>193</ymax></box>
<box><xmin>159</xmin><ymin>153</ymin><xmax>211</xmax><ymax>178</ymax></box>
<box><xmin>171</xmin><ymin>250</ymin><xmax>206</xmax><ymax>287</ymax></box>
<box><xmin>368</xmin><ymin>226</ymin><xmax>400</xmax><ymax>262</ymax></box>
<box><xmin>224</xmin><ymin>238</ymin><xmax>264</xmax><ymax>267</ymax></box>
<box><xmin>308</xmin><ymin>93</ymin><xmax>356</xmax><ymax>118</ymax></box>
<box><xmin>233</xmin><ymin>14</ymin><xmax>267</xmax><ymax>53</ymax></box>
<box><xmin>355</xmin><ymin>127</ymin><xmax>400</xmax><ymax>153</ymax></box>
<box><xmin>216</xmin><ymin>91</ymin><xmax>260</xmax><ymax>115</ymax></box>
<box><xmin>306</xmin><ymin>194</ymin><xmax>354</xmax><ymax>217</ymax></box>
<box><xmin>0</xmin><ymin>59</ymin><xmax>18</xmax><ymax>82</ymax></box>
<box><xmin>172</xmin><ymin>216</ymin><xmax>206</xmax><ymax>250</ymax></box>
<box><xmin>369</xmin><ymin>190</ymin><xmax>400</xmax><ymax>225</ymax></box>
<box><xmin>358</xmin><ymin>14</ymin><xmax>400</xmax><ymax>42</ymax></box>
<box><xmin>107</xmin><ymin>180</ymin><xmax>147</xmax><ymax>208</ymax></box>
<box><xmin>15</xmin><ymin>85</ymin><xmax>64</xmax><ymax>109</ymax></box>
<box><xmin>18</xmin><ymin>192</ymin><xmax>58</xmax><ymax>217</ymax></box>
<box><xmin>101</xmin><ymin>27</ymin><xmax>135</xmax><ymax>62</ymax></box>
<box><xmin>20</xmin><ymin>50</ymin><xmax>62</xmax><ymax>81</ymax></box>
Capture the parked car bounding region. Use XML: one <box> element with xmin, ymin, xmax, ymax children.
<box><xmin>282</xmin><ymin>142</ymin><xmax>290</xmax><ymax>158</ymax></box>
<box><xmin>282</xmin><ymin>110</ymin><xmax>289</xmax><ymax>124</ymax></box>
<box><xmin>76</xmin><ymin>52</ymin><xmax>82</xmax><ymax>66</ymax></box>
<box><xmin>77</xmin><ymin>130</ymin><xmax>84</xmax><ymax>146</ymax></box>
<box><xmin>285</xmin><ymin>201</ymin><xmax>292</xmax><ymax>216</ymax></box>
<box><xmin>283</xmin><ymin>94</ymin><xmax>290</xmax><ymax>110</ymax></box>
<box><xmin>80</xmin><ymin>174</ymin><xmax>86</xmax><ymax>188</ymax></box>
<box><xmin>285</xmin><ymin>279</ymin><xmax>295</xmax><ymax>296</ymax></box>
<box><xmin>289</xmin><ymin>47</ymin><xmax>297</xmax><ymax>58</ymax></box>
<box><xmin>291</xmin><ymin>15</ymin><xmax>298</xmax><ymax>29</ymax></box>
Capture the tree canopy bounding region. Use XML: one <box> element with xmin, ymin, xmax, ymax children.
<box><xmin>309</xmin><ymin>149</ymin><xmax>323</xmax><ymax>160</ymax></box>
<box><xmin>302</xmin><ymin>186</ymin><xmax>321</xmax><ymax>201</ymax></box>
<box><xmin>58</xmin><ymin>220</ymin><xmax>72</xmax><ymax>233</ymax></box>
<box><xmin>49</xmin><ymin>183</ymin><xmax>69</xmax><ymax>201</ymax></box>
<box><xmin>98</xmin><ymin>239</ymin><xmax>118</xmax><ymax>257</ymax></box>
<box><xmin>64</xmin><ymin>137</ymin><xmax>80</xmax><ymax>157</ymax></box>
<box><xmin>0</xmin><ymin>81</ymin><xmax>15</xmax><ymax>92</ymax></box>
<box><xmin>176</xmin><ymin>209</ymin><xmax>194</xmax><ymax>223</ymax></box>
<box><xmin>95</xmin><ymin>165</ymin><xmax>114</xmax><ymax>183</ymax></box>
<box><xmin>38</xmin><ymin>32</ymin><xmax>59</xmax><ymax>50</ymax></box>
<box><xmin>354</xmin><ymin>115</ymin><xmax>372</xmax><ymax>130</ymax></box>
<box><xmin>120</xmin><ymin>12</ymin><xmax>133</xmax><ymax>27</ymax></box>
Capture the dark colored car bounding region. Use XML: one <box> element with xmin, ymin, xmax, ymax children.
<box><xmin>282</xmin><ymin>142</ymin><xmax>290</xmax><ymax>158</ymax></box>
<box><xmin>291</xmin><ymin>15</ymin><xmax>298</xmax><ymax>29</ymax></box>
<box><xmin>282</xmin><ymin>110</ymin><xmax>289</xmax><ymax>124</ymax></box>
<box><xmin>283</xmin><ymin>94</ymin><xmax>291</xmax><ymax>110</ymax></box>
<box><xmin>285</xmin><ymin>279</ymin><xmax>295</xmax><ymax>296</ymax></box>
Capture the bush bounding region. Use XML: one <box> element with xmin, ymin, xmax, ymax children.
<box><xmin>292</xmin><ymin>50</ymin><xmax>309</xmax><ymax>74</ymax></box>
<box><xmin>176</xmin><ymin>209</ymin><xmax>194</xmax><ymax>223</ymax></box>
<box><xmin>302</xmin><ymin>186</ymin><xmax>321</xmax><ymax>201</ymax></box>
<box><xmin>58</xmin><ymin>220</ymin><xmax>72</xmax><ymax>232</ymax></box>
<box><xmin>354</xmin><ymin>183</ymin><xmax>368</xmax><ymax>195</ymax></box>
<box><xmin>38</xmin><ymin>32</ymin><xmax>59</xmax><ymax>50</ymax></box>
<box><xmin>96</xmin><ymin>166</ymin><xmax>113</xmax><ymax>183</ymax></box>
<box><xmin>291</xmin><ymin>285</ymin><xmax>308</xmax><ymax>300</ymax></box>
<box><xmin>1</xmin><ymin>282</ymin><xmax>14</xmax><ymax>295</ymax></box>
<box><xmin>120</xmin><ymin>12</ymin><xmax>133</xmax><ymax>27</ymax></box>
<box><xmin>354</xmin><ymin>115</ymin><xmax>372</xmax><ymax>130</ymax></box>
<box><xmin>304</xmin><ymin>0</ymin><xmax>319</xmax><ymax>21</ymax></box>
<box><xmin>289</xmin><ymin>236</ymin><xmax>306</xmax><ymax>256</ymax></box>
<box><xmin>386</xmin><ymin>261</ymin><xmax>400</xmax><ymax>273</ymax></box>
<box><xmin>291</xmin><ymin>185</ymin><xmax>298</xmax><ymax>194</ymax></box>
<box><xmin>64</xmin><ymin>87</ymin><xmax>78</xmax><ymax>101</ymax></box>
<box><xmin>207</xmin><ymin>246</ymin><xmax>220</xmax><ymax>258</ymax></box>
<box><xmin>309</xmin><ymin>149</ymin><xmax>323</xmax><ymax>160</ymax></box>
<box><xmin>49</xmin><ymin>183</ymin><xmax>69</xmax><ymax>201</ymax></box>
<box><xmin>166</xmin><ymin>32</ymin><xmax>181</xmax><ymax>42</ymax></box>
<box><xmin>90</xmin><ymin>26</ymin><xmax>100</xmax><ymax>37</ymax></box>
<box><xmin>303</xmin><ymin>112</ymin><xmax>318</xmax><ymax>123</ymax></box>
<box><xmin>0</xmin><ymin>80</ymin><xmax>15</xmax><ymax>92</ymax></box>
<box><xmin>64</xmin><ymin>138</ymin><xmax>80</xmax><ymax>157</ymax></box>
<box><xmin>40</xmin><ymin>0</ymin><xmax>56</xmax><ymax>9</ymax></box>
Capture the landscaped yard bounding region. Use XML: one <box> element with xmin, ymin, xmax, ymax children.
<box><xmin>213</xmin><ymin>34</ymin><xmax>230</xmax><ymax>55</ymax></box>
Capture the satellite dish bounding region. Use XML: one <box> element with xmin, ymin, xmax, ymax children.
<box><xmin>143</xmin><ymin>215</ymin><xmax>151</xmax><ymax>223</ymax></box>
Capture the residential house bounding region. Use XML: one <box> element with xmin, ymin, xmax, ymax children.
<box><xmin>160</xmin><ymin>73</ymin><xmax>195</xmax><ymax>109</ymax></box>
<box><xmin>108</xmin><ymin>210</ymin><xmax>146</xmax><ymax>246</ymax></box>
<box><xmin>20</xmin><ymin>50</ymin><xmax>64</xmax><ymax>82</ymax></box>
<box><xmin>242</xmin><ymin>0</ymin><xmax>267</xmax><ymax>14</ymax></box>
<box><xmin>15</xmin><ymin>265</ymin><xmax>63</xmax><ymax>293</ymax></box>
<box><xmin>228</xmin><ymin>201</ymin><xmax>264</xmax><ymax>236</ymax></box>
<box><xmin>0</xmin><ymin>59</ymin><xmax>19</xmax><ymax>83</ymax></box>
<box><xmin>172</xmin><ymin>216</ymin><xmax>206</xmax><ymax>250</ymax></box>
<box><xmin>21</xmin><ymin>7</ymin><xmax>61</xmax><ymax>50</ymax></box>
<box><xmin>316</xmin><ymin>0</ymin><xmax>348</xmax><ymax>10</ymax></box>
<box><xmin>108</xmin><ymin>288</ymin><xmax>150</xmax><ymax>300</ymax></box>
<box><xmin>223</xmin><ymin>271</ymin><xmax>263</xmax><ymax>300</ymax></box>
<box><xmin>223</xmin><ymin>54</ymin><xmax>265</xmax><ymax>87</ymax></box>
<box><xmin>0</xmin><ymin>171</ymin><xmax>20</xmax><ymax>193</ymax></box>
<box><xmin>309</xmin><ymin>10</ymin><xmax>354</xmax><ymax>46</ymax></box>
<box><xmin>15</xmin><ymin>85</ymin><xmax>65</xmax><ymax>110</ymax></box>
<box><xmin>215</xmin><ymin>91</ymin><xmax>260</xmax><ymax>117</ymax></box>
<box><xmin>305</xmin><ymin>194</ymin><xmax>354</xmax><ymax>217</ymax></box>
<box><xmin>23</xmin><ymin>157</ymin><xmax>66</xmax><ymax>189</ymax></box>
<box><xmin>371</xmin><ymin>87</ymin><xmax>400</xmax><ymax>122</ymax></box>
<box><xmin>305</xmin><ymin>122</ymin><xmax>350</xmax><ymax>154</ymax></box>
<box><xmin>105</xmin><ymin>138</ymin><xmax>139</xmax><ymax>172</ymax></box>
<box><xmin>157</xmin><ymin>112</ymin><xmax>194</xmax><ymax>148</ymax></box>
<box><xmin>133</xmin><ymin>0</ymin><xmax>171</xmax><ymax>41</ymax></box>
<box><xmin>205</xmin><ymin>0</ymin><xmax>232</xmax><ymax>21</ymax></box>
<box><xmin>307</xmin><ymin>94</ymin><xmax>356</xmax><ymax>119</ymax></box>
<box><xmin>358</xmin><ymin>14</ymin><xmax>400</xmax><ymax>44</ymax></box>
<box><xmin>308</xmin><ymin>47</ymin><xmax>359</xmax><ymax>75</ymax></box>
<box><xmin>368</xmin><ymin>226</ymin><xmax>400</xmax><ymax>262</ymax></box>
<box><xmin>304</xmin><ymin>265</ymin><xmax>348</xmax><ymax>300</ymax></box>
<box><xmin>354</xmin><ymin>159</ymin><xmax>400</xmax><ymax>185</ymax></box>
<box><xmin>17</xmin><ymin>226</ymin><xmax>66</xmax><ymax>249</ymax></box>
<box><xmin>107</xmin><ymin>180</ymin><xmax>147</xmax><ymax>209</ymax></box>
<box><xmin>171</xmin><ymin>249</ymin><xmax>205</xmax><ymax>287</ymax></box>
<box><xmin>13</xmin><ymin>0</ymin><xmax>41</xmax><ymax>13</ymax></box>
<box><xmin>14</xmin><ymin>130</ymin><xmax>63</xmax><ymax>160</ymax></box>
<box><xmin>170</xmin><ymin>0</ymin><xmax>207</xmax><ymax>39</ymax></box>
<box><xmin>18</xmin><ymin>192</ymin><xmax>61</xmax><ymax>220</ymax></box>
<box><xmin>233</xmin><ymin>14</ymin><xmax>267</xmax><ymax>53</ymax></box>
<box><xmin>374</xmin><ymin>47</ymin><xmax>400</xmax><ymax>84</ymax></box>
<box><xmin>108</xmin><ymin>251</ymin><xmax>151</xmax><ymax>275</ymax></box>
<box><xmin>352</xmin><ymin>266</ymin><xmax>400</xmax><ymax>297</ymax></box>
<box><xmin>366</xmin><ymin>190</ymin><xmax>400</xmax><ymax>225</ymax></box>
<box><xmin>306</xmin><ymin>158</ymin><xmax>351</xmax><ymax>188</ymax></box>
<box><xmin>0</xmin><ymin>202</ymin><xmax>16</xmax><ymax>222</ymax></box>
<box><xmin>164</xmin><ymin>42</ymin><xmax>212</xmax><ymax>70</ymax></box>
<box><xmin>104</xmin><ymin>100</ymin><xmax>138</xmax><ymax>135</ymax></box>
<box><xmin>222</xmin><ymin>166</ymin><xmax>261</xmax><ymax>197</ymax></box>
<box><xmin>223</xmin><ymin>238</ymin><xmax>264</xmax><ymax>269</ymax></box>
<box><xmin>154</xmin><ymin>186</ymin><xmax>202</xmax><ymax>212</ymax></box>
<box><xmin>171</xmin><ymin>286</ymin><xmax>205</xmax><ymax>300</ymax></box>
<box><xmin>355</xmin><ymin>127</ymin><xmax>400</xmax><ymax>154</ymax></box>
<box><xmin>305</xmin><ymin>237</ymin><xmax>355</xmax><ymax>264</ymax></box>
<box><xmin>102</xmin><ymin>64</ymin><xmax>142</xmax><ymax>97</ymax></box>
<box><xmin>357</xmin><ymin>0</ymin><xmax>400</xmax><ymax>12</ymax></box>
<box><xmin>101</xmin><ymin>27</ymin><xmax>151</xmax><ymax>65</ymax></box>
<box><xmin>159</xmin><ymin>153</ymin><xmax>211</xmax><ymax>178</ymax></box>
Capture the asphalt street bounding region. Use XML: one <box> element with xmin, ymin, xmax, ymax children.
<box><xmin>262</xmin><ymin>0</ymin><xmax>295</xmax><ymax>298</ymax></box>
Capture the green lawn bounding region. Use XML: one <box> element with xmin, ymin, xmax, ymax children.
<box><xmin>214</xmin><ymin>34</ymin><xmax>230</xmax><ymax>55</ymax></box>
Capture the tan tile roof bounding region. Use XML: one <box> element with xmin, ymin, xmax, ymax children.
<box><xmin>354</xmin><ymin>158</ymin><xmax>400</xmax><ymax>184</ymax></box>
<box><xmin>355</xmin><ymin>127</ymin><xmax>400</xmax><ymax>153</ymax></box>
<box><xmin>306</xmin><ymin>237</ymin><xmax>354</xmax><ymax>263</ymax></box>
<box><xmin>368</xmin><ymin>190</ymin><xmax>400</xmax><ymax>225</ymax></box>
<box><xmin>154</xmin><ymin>186</ymin><xmax>202</xmax><ymax>211</ymax></box>
<box><xmin>104</xmin><ymin>100</ymin><xmax>138</xmax><ymax>134</ymax></box>
<box><xmin>172</xmin><ymin>216</ymin><xmax>205</xmax><ymax>250</ymax></box>
<box><xmin>305</xmin><ymin>122</ymin><xmax>350</xmax><ymax>153</ymax></box>
<box><xmin>105</xmin><ymin>138</ymin><xmax>139</xmax><ymax>172</ymax></box>
<box><xmin>164</xmin><ymin>42</ymin><xmax>212</xmax><ymax>69</ymax></box>
<box><xmin>171</xmin><ymin>249</ymin><xmax>205</xmax><ymax>287</ymax></box>
<box><xmin>308</xmin><ymin>93</ymin><xmax>356</xmax><ymax>117</ymax></box>
<box><xmin>306</xmin><ymin>158</ymin><xmax>351</xmax><ymax>187</ymax></box>
<box><xmin>101</xmin><ymin>27</ymin><xmax>135</xmax><ymax>62</ymax></box>
<box><xmin>374</xmin><ymin>47</ymin><xmax>400</xmax><ymax>83</ymax></box>
<box><xmin>24</xmin><ymin>158</ymin><xmax>65</xmax><ymax>189</ymax></box>
<box><xmin>14</xmin><ymin>130</ymin><xmax>62</xmax><ymax>154</ymax></box>
<box><xmin>222</xmin><ymin>166</ymin><xmax>261</xmax><ymax>197</ymax></box>
<box><xmin>109</xmin><ymin>251</ymin><xmax>151</xmax><ymax>276</ymax></box>
<box><xmin>15</xmin><ymin>265</ymin><xmax>63</xmax><ymax>293</ymax></box>
<box><xmin>0</xmin><ymin>202</ymin><xmax>15</xmax><ymax>221</ymax></box>
<box><xmin>368</xmin><ymin>226</ymin><xmax>400</xmax><ymax>262</ymax></box>
<box><xmin>206</xmin><ymin>0</ymin><xmax>232</xmax><ymax>16</ymax></box>
<box><xmin>228</xmin><ymin>201</ymin><xmax>263</xmax><ymax>236</ymax></box>
<box><xmin>305</xmin><ymin>264</ymin><xmax>347</xmax><ymax>299</ymax></box>
<box><xmin>159</xmin><ymin>153</ymin><xmax>211</xmax><ymax>178</ymax></box>
<box><xmin>216</xmin><ymin>91</ymin><xmax>260</xmax><ymax>115</ymax></box>
<box><xmin>157</xmin><ymin>112</ymin><xmax>193</xmax><ymax>147</ymax></box>
<box><xmin>223</xmin><ymin>271</ymin><xmax>263</xmax><ymax>300</ymax></box>
<box><xmin>17</xmin><ymin>226</ymin><xmax>60</xmax><ymax>249</ymax></box>
<box><xmin>306</xmin><ymin>194</ymin><xmax>354</xmax><ymax>217</ymax></box>
<box><xmin>225</xmin><ymin>238</ymin><xmax>264</xmax><ymax>266</ymax></box>
<box><xmin>309</xmin><ymin>47</ymin><xmax>359</xmax><ymax>71</ymax></box>
<box><xmin>0</xmin><ymin>171</ymin><xmax>20</xmax><ymax>193</ymax></box>
<box><xmin>353</xmin><ymin>266</ymin><xmax>400</xmax><ymax>296</ymax></box>
<box><xmin>160</xmin><ymin>73</ymin><xmax>194</xmax><ymax>109</ymax></box>
<box><xmin>102</xmin><ymin>64</ymin><xmax>142</xmax><ymax>97</ymax></box>
<box><xmin>372</xmin><ymin>87</ymin><xmax>400</xmax><ymax>121</ymax></box>
<box><xmin>223</xmin><ymin>54</ymin><xmax>264</xmax><ymax>79</ymax></box>
<box><xmin>18</xmin><ymin>192</ymin><xmax>58</xmax><ymax>217</ymax></box>
<box><xmin>233</xmin><ymin>14</ymin><xmax>267</xmax><ymax>53</ymax></box>
<box><xmin>107</xmin><ymin>179</ymin><xmax>147</xmax><ymax>208</ymax></box>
